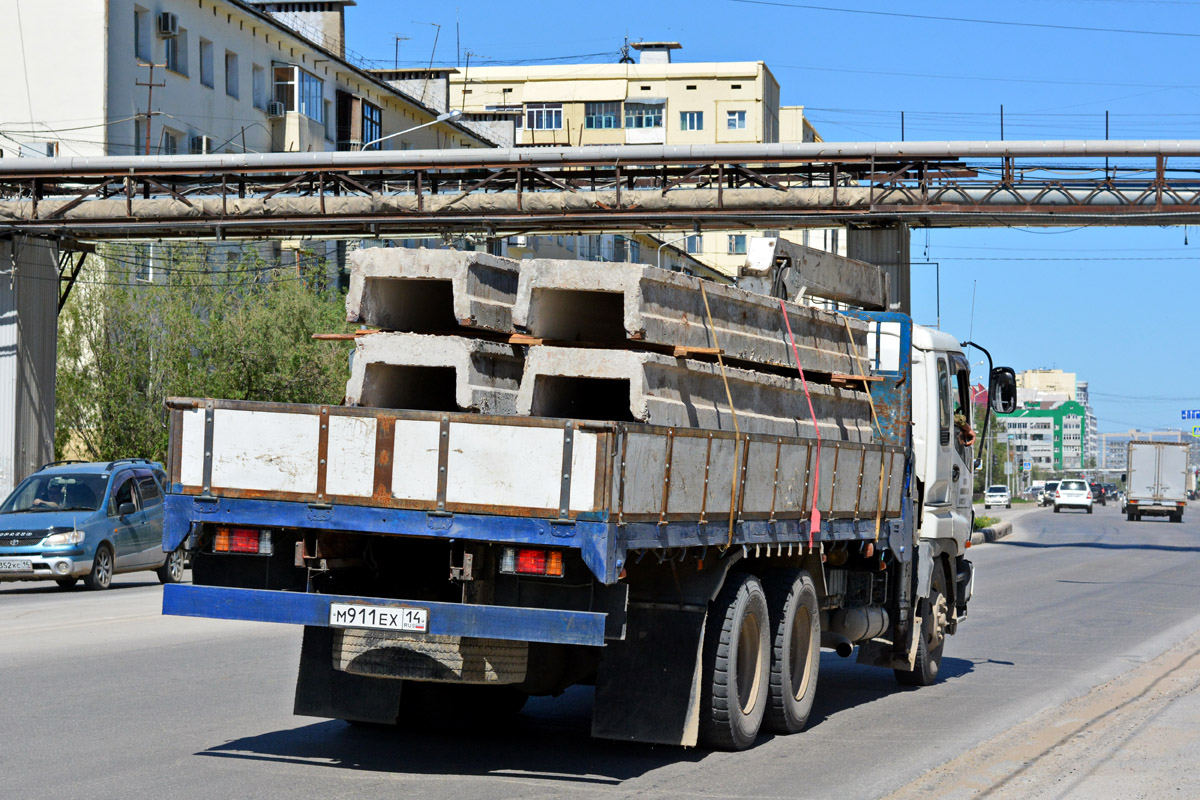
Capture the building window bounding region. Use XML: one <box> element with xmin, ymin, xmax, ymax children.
<box><xmin>274</xmin><ymin>65</ymin><xmax>324</xmax><ymax>123</ymax></box>
<box><xmin>728</xmin><ymin>234</ymin><xmax>747</xmax><ymax>255</ymax></box>
<box><xmin>162</xmin><ymin>129</ymin><xmax>179</xmax><ymax>155</ymax></box>
<box><xmin>680</xmin><ymin>111</ymin><xmax>703</xmax><ymax>131</ymax></box>
<box><xmin>361</xmin><ymin>101</ymin><xmax>382</xmax><ymax>149</ymax></box>
<box><xmin>252</xmin><ymin>64</ymin><xmax>267</xmax><ymax>110</ymax></box>
<box><xmin>134</xmin><ymin>7</ymin><xmax>152</xmax><ymax>62</ymax></box>
<box><xmin>487</xmin><ymin>105</ymin><xmax>523</xmax><ymax>129</ymax></box>
<box><xmin>585</xmin><ymin>102</ymin><xmax>621</xmax><ymax>129</ymax></box>
<box><xmin>525</xmin><ymin>103</ymin><xmax>562</xmax><ymax>130</ymax></box>
<box><xmin>225</xmin><ymin>51</ymin><xmax>239</xmax><ymax>98</ymax></box>
<box><xmin>166</xmin><ymin>27</ymin><xmax>188</xmax><ymax>75</ymax></box>
<box><xmin>727</xmin><ymin>110</ymin><xmax>747</xmax><ymax>130</ymax></box>
<box><xmin>625</xmin><ymin>102</ymin><xmax>664</xmax><ymax>129</ymax></box>
<box><xmin>686</xmin><ymin>234</ymin><xmax>702</xmax><ymax>254</ymax></box>
<box><xmin>199</xmin><ymin>39</ymin><xmax>214</xmax><ymax>88</ymax></box>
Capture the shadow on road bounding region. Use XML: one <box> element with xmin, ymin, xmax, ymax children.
<box><xmin>0</xmin><ymin>579</ymin><xmax>163</xmax><ymax>596</ymax></box>
<box><xmin>997</xmin><ymin>540</ymin><xmax>1200</xmax><ymax>553</ymax></box>
<box><xmin>198</xmin><ymin>686</ymin><xmax>703</xmax><ymax>784</ymax></box>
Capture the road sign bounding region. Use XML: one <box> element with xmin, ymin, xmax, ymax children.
<box><xmin>1023</xmin><ymin>461</ymin><xmax>1032</xmax><ymax>471</ymax></box>
<box><xmin>1005</xmin><ymin>462</ymin><xmax>1013</xmax><ymax>475</ymax></box>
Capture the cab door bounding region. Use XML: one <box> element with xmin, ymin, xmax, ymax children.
<box><xmin>106</xmin><ymin>473</ymin><xmax>142</xmax><ymax>568</ymax></box>
<box><xmin>948</xmin><ymin>354</ymin><xmax>976</xmax><ymax>542</ymax></box>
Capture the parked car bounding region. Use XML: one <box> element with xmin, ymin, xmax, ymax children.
<box><xmin>984</xmin><ymin>484</ymin><xmax>1011</xmax><ymax>509</ymax></box>
<box><xmin>1054</xmin><ymin>478</ymin><xmax>1094</xmax><ymax>514</ymax></box>
<box><xmin>1041</xmin><ymin>481</ymin><xmax>1060</xmax><ymax>507</ymax></box>
<box><xmin>0</xmin><ymin>459</ymin><xmax>183</xmax><ymax>590</ymax></box>
<box><xmin>1088</xmin><ymin>481</ymin><xmax>1107</xmax><ymax>506</ymax></box>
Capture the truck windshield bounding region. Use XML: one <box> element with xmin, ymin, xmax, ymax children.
<box><xmin>0</xmin><ymin>473</ymin><xmax>107</xmax><ymax>513</ymax></box>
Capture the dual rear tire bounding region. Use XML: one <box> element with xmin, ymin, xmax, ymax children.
<box><xmin>700</xmin><ymin>570</ymin><xmax>820</xmax><ymax>750</ymax></box>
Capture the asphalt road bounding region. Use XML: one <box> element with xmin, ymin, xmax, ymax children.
<box><xmin>4</xmin><ymin>502</ymin><xmax>1199</xmax><ymax>799</ymax></box>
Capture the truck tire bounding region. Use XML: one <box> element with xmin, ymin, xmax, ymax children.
<box><xmin>1172</xmin><ymin>512</ymin><xmax>1184</xmax><ymax>523</ymax></box>
<box><xmin>1054</xmin><ymin>505</ymin><xmax>1060</xmax><ymax>513</ymax></box>
<box><xmin>700</xmin><ymin>573</ymin><xmax>771</xmax><ymax>750</ymax></box>
<box><xmin>763</xmin><ymin>569</ymin><xmax>820</xmax><ymax>735</ymax></box>
<box><xmin>1127</xmin><ymin>509</ymin><xmax>1136</xmax><ymax>522</ymax></box>
<box><xmin>895</xmin><ymin>561</ymin><xmax>948</xmax><ymax>687</ymax></box>
<box><xmin>1087</xmin><ymin>506</ymin><xmax>1093</xmax><ymax>514</ymax></box>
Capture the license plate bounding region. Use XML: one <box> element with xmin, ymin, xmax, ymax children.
<box><xmin>0</xmin><ymin>559</ymin><xmax>33</xmax><ymax>572</ymax></box>
<box><xmin>328</xmin><ymin>602</ymin><xmax>428</xmax><ymax>633</ymax></box>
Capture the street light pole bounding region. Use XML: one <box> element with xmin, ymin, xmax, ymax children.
<box><xmin>358</xmin><ymin>109</ymin><xmax>463</xmax><ymax>151</ymax></box>
<box><xmin>656</xmin><ymin>232</ymin><xmax>691</xmax><ymax>271</ymax></box>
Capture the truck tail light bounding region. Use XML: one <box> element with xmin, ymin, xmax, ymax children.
<box><xmin>499</xmin><ymin>546</ymin><xmax>564</xmax><ymax>578</ymax></box>
<box><xmin>1086</xmin><ymin>493</ymin><xmax>1092</xmax><ymax>499</ymax></box>
<box><xmin>214</xmin><ymin>526</ymin><xmax>273</xmax><ymax>556</ymax></box>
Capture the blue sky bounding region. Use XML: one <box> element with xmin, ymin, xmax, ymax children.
<box><xmin>345</xmin><ymin>0</ymin><xmax>1200</xmax><ymax>433</ymax></box>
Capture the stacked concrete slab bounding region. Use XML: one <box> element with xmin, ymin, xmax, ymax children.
<box><xmin>343</xmin><ymin>248</ymin><xmax>874</xmax><ymax>444</ymax></box>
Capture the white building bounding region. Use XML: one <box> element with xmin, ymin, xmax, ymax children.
<box><xmin>0</xmin><ymin>0</ymin><xmax>500</xmax><ymax>159</ymax></box>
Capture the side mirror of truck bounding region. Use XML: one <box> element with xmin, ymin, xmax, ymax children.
<box><xmin>973</xmin><ymin>457</ymin><xmax>983</xmax><ymax>471</ymax></box>
<box><xmin>989</xmin><ymin>367</ymin><xmax>1017</xmax><ymax>414</ymax></box>
<box><xmin>1121</xmin><ymin>473</ymin><xmax>1127</xmax><ymax>483</ymax></box>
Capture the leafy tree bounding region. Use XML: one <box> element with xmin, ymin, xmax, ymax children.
<box><xmin>55</xmin><ymin>243</ymin><xmax>352</xmax><ymax>463</ymax></box>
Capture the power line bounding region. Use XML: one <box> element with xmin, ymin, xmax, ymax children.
<box><xmin>728</xmin><ymin>0</ymin><xmax>1200</xmax><ymax>39</ymax></box>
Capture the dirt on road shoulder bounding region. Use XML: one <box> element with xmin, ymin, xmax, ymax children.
<box><xmin>885</xmin><ymin>627</ymin><xmax>1200</xmax><ymax>799</ymax></box>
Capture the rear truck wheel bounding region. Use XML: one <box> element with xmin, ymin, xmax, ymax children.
<box><xmin>1087</xmin><ymin>506</ymin><xmax>1093</xmax><ymax>514</ymax></box>
<box><xmin>1054</xmin><ymin>505</ymin><xmax>1060</xmax><ymax>513</ymax></box>
<box><xmin>1006</xmin><ymin>503</ymin><xmax>1011</xmax><ymax>509</ymax></box>
<box><xmin>700</xmin><ymin>573</ymin><xmax>771</xmax><ymax>750</ymax></box>
<box><xmin>763</xmin><ymin>570</ymin><xmax>820</xmax><ymax>735</ymax></box>
<box><xmin>1173</xmin><ymin>512</ymin><xmax>1184</xmax><ymax>523</ymax></box>
<box><xmin>54</xmin><ymin>577</ymin><xmax>78</xmax><ymax>589</ymax></box>
<box><xmin>83</xmin><ymin>545</ymin><xmax>113</xmax><ymax>590</ymax></box>
<box><xmin>1127</xmin><ymin>510</ymin><xmax>1136</xmax><ymax>522</ymax></box>
<box><xmin>156</xmin><ymin>546</ymin><xmax>185</xmax><ymax>584</ymax></box>
<box><xmin>895</xmin><ymin>562</ymin><xmax>948</xmax><ymax>687</ymax></box>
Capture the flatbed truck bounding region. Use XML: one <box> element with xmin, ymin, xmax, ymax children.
<box><xmin>160</xmin><ymin>313</ymin><xmax>1014</xmax><ymax>750</ymax></box>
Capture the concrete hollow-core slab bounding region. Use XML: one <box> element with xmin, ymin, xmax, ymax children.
<box><xmin>346</xmin><ymin>247</ymin><xmax>520</xmax><ymax>333</ymax></box>
<box><xmin>513</xmin><ymin>259</ymin><xmax>868</xmax><ymax>375</ymax></box>
<box><xmin>346</xmin><ymin>333</ymin><xmax>523</xmax><ymax>415</ymax></box>
<box><xmin>520</xmin><ymin>346</ymin><xmax>873</xmax><ymax>441</ymax></box>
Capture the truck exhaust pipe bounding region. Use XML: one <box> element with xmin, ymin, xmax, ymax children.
<box><xmin>821</xmin><ymin>632</ymin><xmax>854</xmax><ymax>658</ymax></box>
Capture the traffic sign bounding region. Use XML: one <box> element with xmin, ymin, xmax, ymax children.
<box><xmin>1023</xmin><ymin>461</ymin><xmax>1032</xmax><ymax>471</ymax></box>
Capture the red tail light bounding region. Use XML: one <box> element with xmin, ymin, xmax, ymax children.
<box><xmin>499</xmin><ymin>547</ymin><xmax>564</xmax><ymax>578</ymax></box>
<box><xmin>1086</xmin><ymin>493</ymin><xmax>1092</xmax><ymax>499</ymax></box>
<box><xmin>213</xmin><ymin>526</ymin><xmax>274</xmax><ymax>555</ymax></box>
<box><xmin>1055</xmin><ymin>491</ymin><xmax>1061</xmax><ymax>498</ymax></box>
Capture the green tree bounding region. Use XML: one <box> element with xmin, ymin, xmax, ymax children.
<box><xmin>55</xmin><ymin>244</ymin><xmax>352</xmax><ymax>463</ymax></box>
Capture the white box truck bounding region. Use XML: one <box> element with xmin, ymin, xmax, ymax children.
<box><xmin>1125</xmin><ymin>441</ymin><xmax>1189</xmax><ymax>522</ymax></box>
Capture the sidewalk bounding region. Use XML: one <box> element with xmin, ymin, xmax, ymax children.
<box><xmin>885</xmin><ymin>624</ymin><xmax>1200</xmax><ymax>799</ymax></box>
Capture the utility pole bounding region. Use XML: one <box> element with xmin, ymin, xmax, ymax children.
<box><xmin>136</xmin><ymin>61</ymin><xmax>166</xmax><ymax>155</ymax></box>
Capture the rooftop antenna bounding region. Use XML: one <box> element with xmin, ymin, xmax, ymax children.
<box><xmin>619</xmin><ymin>35</ymin><xmax>635</xmax><ymax>64</ymax></box>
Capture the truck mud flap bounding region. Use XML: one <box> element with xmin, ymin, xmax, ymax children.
<box><xmin>294</xmin><ymin>625</ymin><xmax>404</xmax><ymax>724</ymax></box>
<box><xmin>591</xmin><ymin>604</ymin><xmax>707</xmax><ymax>747</ymax></box>
<box><xmin>163</xmin><ymin>584</ymin><xmax>606</xmax><ymax>647</ymax></box>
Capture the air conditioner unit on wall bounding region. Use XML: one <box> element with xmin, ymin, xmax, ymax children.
<box><xmin>189</xmin><ymin>135</ymin><xmax>214</xmax><ymax>155</ymax></box>
<box><xmin>266</xmin><ymin>101</ymin><xmax>286</xmax><ymax>119</ymax></box>
<box><xmin>157</xmin><ymin>12</ymin><xmax>179</xmax><ymax>37</ymax></box>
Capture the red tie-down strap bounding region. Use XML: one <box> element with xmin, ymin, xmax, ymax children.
<box><xmin>780</xmin><ymin>299</ymin><xmax>821</xmax><ymax>546</ymax></box>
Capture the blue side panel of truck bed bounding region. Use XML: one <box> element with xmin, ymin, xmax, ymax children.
<box><xmin>163</xmin><ymin>584</ymin><xmax>607</xmax><ymax>646</ymax></box>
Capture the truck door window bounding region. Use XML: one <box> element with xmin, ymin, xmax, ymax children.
<box><xmin>937</xmin><ymin>360</ymin><xmax>952</xmax><ymax>445</ymax></box>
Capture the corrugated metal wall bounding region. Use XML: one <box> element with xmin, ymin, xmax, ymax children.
<box><xmin>0</xmin><ymin>236</ymin><xmax>59</xmax><ymax>497</ymax></box>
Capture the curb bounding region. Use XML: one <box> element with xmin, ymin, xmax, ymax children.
<box><xmin>971</xmin><ymin>520</ymin><xmax>1012</xmax><ymax>546</ymax></box>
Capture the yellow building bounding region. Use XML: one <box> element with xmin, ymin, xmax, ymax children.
<box><xmin>1017</xmin><ymin>369</ymin><xmax>1078</xmax><ymax>401</ymax></box>
<box><xmin>450</xmin><ymin>42</ymin><xmax>829</xmax><ymax>277</ymax></box>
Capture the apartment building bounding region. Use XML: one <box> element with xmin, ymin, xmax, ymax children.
<box><xmin>999</xmin><ymin>400</ymin><xmax>1088</xmax><ymax>472</ymax></box>
<box><xmin>1099</xmin><ymin>429</ymin><xmax>1200</xmax><ymax>472</ymax></box>
<box><xmin>0</xmin><ymin>0</ymin><xmax>497</xmax><ymax>159</ymax></box>
<box><xmin>449</xmin><ymin>42</ymin><xmax>833</xmax><ymax>278</ymax></box>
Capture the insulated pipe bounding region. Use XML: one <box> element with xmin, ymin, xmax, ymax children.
<box><xmin>3</xmin><ymin>139</ymin><xmax>1200</xmax><ymax>176</ymax></box>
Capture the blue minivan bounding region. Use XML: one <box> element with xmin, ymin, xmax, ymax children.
<box><xmin>0</xmin><ymin>459</ymin><xmax>184</xmax><ymax>590</ymax></box>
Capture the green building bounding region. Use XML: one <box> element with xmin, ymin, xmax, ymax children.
<box><xmin>998</xmin><ymin>400</ymin><xmax>1087</xmax><ymax>472</ymax></box>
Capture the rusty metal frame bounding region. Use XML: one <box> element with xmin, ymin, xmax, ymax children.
<box><xmin>10</xmin><ymin>147</ymin><xmax>1200</xmax><ymax>238</ymax></box>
